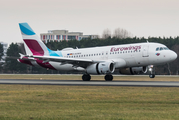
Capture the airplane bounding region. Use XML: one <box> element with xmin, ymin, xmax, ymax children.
<box><xmin>18</xmin><ymin>23</ymin><xmax>177</xmax><ymax>81</ymax></box>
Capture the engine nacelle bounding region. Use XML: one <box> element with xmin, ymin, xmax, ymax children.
<box><xmin>86</xmin><ymin>62</ymin><xmax>115</xmax><ymax>74</ymax></box>
<box><xmin>119</xmin><ymin>66</ymin><xmax>147</xmax><ymax>75</ymax></box>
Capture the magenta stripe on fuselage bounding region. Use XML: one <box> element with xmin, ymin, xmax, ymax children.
<box><xmin>36</xmin><ymin>59</ymin><xmax>56</xmax><ymax>70</ymax></box>
<box><xmin>18</xmin><ymin>59</ymin><xmax>34</xmax><ymax>66</ymax></box>
<box><xmin>24</xmin><ymin>39</ymin><xmax>44</xmax><ymax>56</ymax></box>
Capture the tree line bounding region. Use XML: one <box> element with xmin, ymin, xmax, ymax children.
<box><xmin>1</xmin><ymin>36</ymin><xmax>179</xmax><ymax>75</ymax></box>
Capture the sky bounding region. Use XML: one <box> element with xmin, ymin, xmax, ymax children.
<box><xmin>0</xmin><ymin>0</ymin><xmax>179</xmax><ymax>44</ymax></box>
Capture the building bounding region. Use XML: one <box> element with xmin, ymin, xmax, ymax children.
<box><xmin>40</xmin><ymin>30</ymin><xmax>98</xmax><ymax>43</ymax></box>
<box><xmin>0</xmin><ymin>42</ymin><xmax>8</xmax><ymax>63</ymax></box>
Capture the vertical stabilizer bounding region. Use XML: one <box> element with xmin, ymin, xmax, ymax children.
<box><xmin>19</xmin><ymin>23</ymin><xmax>49</xmax><ymax>56</ymax></box>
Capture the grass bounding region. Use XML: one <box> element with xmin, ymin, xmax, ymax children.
<box><xmin>0</xmin><ymin>74</ymin><xmax>178</xmax><ymax>81</ymax></box>
<box><xmin>0</xmin><ymin>85</ymin><xmax>179</xmax><ymax>120</ymax></box>
<box><xmin>0</xmin><ymin>75</ymin><xmax>179</xmax><ymax>119</ymax></box>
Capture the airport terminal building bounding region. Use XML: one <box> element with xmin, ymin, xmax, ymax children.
<box><xmin>40</xmin><ymin>30</ymin><xmax>98</xmax><ymax>43</ymax></box>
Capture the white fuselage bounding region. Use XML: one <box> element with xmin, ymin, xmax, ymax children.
<box><xmin>45</xmin><ymin>42</ymin><xmax>177</xmax><ymax>71</ymax></box>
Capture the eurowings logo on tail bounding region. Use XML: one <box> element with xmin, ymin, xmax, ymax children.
<box><xmin>19</xmin><ymin>23</ymin><xmax>63</xmax><ymax>57</ymax></box>
<box><xmin>19</xmin><ymin>23</ymin><xmax>45</xmax><ymax>56</ymax></box>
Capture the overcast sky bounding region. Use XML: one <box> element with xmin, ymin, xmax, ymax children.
<box><xmin>0</xmin><ymin>0</ymin><xmax>179</xmax><ymax>44</ymax></box>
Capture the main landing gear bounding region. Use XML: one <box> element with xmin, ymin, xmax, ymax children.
<box><xmin>82</xmin><ymin>74</ymin><xmax>113</xmax><ymax>81</ymax></box>
<box><xmin>104</xmin><ymin>74</ymin><xmax>113</xmax><ymax>81</ymax></box>
<box><xmin>82</xmin><ymin>74</ymin><xmax>91</xmax><ymax>81</ymax></box>
<box><xmin>149</xmin><ymin>65</ymin><xmax>155</xmax><ymax>78</ymax></box>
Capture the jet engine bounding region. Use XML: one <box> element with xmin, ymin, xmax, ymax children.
<box><xmin>86</xmin><ymin>61</ymin><xmax>115</xmax><ymax>74</ymax></box>
<box><xmin>119</xmin><ymin>66</ymin><xmax>147</xmax><ymax>75</ymax></box>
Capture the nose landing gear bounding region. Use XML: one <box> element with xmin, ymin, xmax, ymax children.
<box><xmin>149</xmin><ymin>65</ymin><xmax>155</xmax><ymax>78</ymax></box>
<box><xmin>149</xmin><ymin>74</ymin><xmax>155</xmax><ymax>78</ymax></box>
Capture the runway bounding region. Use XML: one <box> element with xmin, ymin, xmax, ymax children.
<box><xmin>0</xmin><ymin>79</ymin><xmax>179</xmax><ymax>87</ymax></box>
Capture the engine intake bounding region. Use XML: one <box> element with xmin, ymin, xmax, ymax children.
<box><xmin>119</xmin><ymin>66</ymin><xmax>147</xmax><ymax>75</ymax></box>
<box><xmin>86</xmin><ymin>62</ymin><xmax>115</xmax><ymax>74</ymax></box>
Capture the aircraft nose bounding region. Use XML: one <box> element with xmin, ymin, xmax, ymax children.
<box><xmin>170</xmin><ymin>51</ymin><xmax>177</xmax><ymax>61</ymax></box>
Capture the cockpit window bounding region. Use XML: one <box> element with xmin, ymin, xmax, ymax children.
<box><xmin>156</xmin><ymin>47</ymin><xmax>159</xmax><ymax>51</ymax></box>
<box><xmin>164</xmin><ymin>47</ymin><xmax>169</xmax><ymax>50</ymax></box>
<box><xmin>156</xmin><ymin>47</ymin><xmax>169</xmax><ymax>51</ymax></box>
<box><xmin>160</xmin><ymin>47</ymin><xmax>163</xmax><ymax>50</ymax></box>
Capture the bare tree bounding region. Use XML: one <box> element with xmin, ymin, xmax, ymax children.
<box><xmin>102</xmin><ymin>28</ymin><xmax>111</xmax><ymax>39</ymax></box>
<box><xmin>113</xmin><ymin>28</ymin><xmax>132</xmax><ymax>39</ymax></box>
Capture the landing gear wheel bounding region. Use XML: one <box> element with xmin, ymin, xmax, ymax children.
<box><xmin>82</xmin><ymin>74</ymin><xmax>91</xmax><ymax>81</ymax></box>
<box><xmin>149</xmin><ymin>74</ymin><xmax>155</xmax><ymax>78</ymax></box>
<box><xmin>105</xmin><ymin>74</ymin><xmax>113</xmax><ymax>81</ymax></box>
<box><xmin>149</xmin><ymin>65</ymin><xmax>155</xmax><ymax>78</ymax></box>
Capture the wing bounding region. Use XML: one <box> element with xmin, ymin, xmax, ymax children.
<box><xmin>23</xmin><ymin>55</ymin><xmax>104</xmax><ymax>68</ymax></box>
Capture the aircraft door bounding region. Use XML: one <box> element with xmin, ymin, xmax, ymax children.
<box><xmin>142</xmin><ymin>45</ymin><xmax>149</xmax><ymax>57</ymax></box>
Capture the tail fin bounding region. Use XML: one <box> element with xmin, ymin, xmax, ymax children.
<box><xmin>19</xmin><ymin>23</ymin><xmax>49</xmax><ymax>56</ymax></box>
